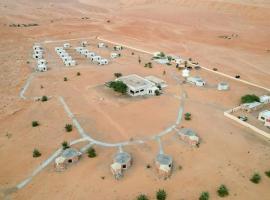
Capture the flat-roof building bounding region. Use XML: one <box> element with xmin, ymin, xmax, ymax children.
<box><xmin>116</xmin><ymin>74</ymin><xmax>159</xmax><ymax>96</ymax></box>
<box><xmin>111</xmin><ymin>151</ymin><xmax>132</xmax><ymax>179</ymax></box>
<box><xmin>155</xmin><ymin>153</ymin><xmax>173</xmax><ymax>179</ymax></box>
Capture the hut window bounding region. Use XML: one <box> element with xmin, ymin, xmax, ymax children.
<box><xmin>122</xmin><ymin>164</ymin><xmax>127</xmax><ymax>169</ymax></box>
<box><xmin>169</xmin><ymin>164</ymin><xmax>172</xmax><ymax>168</ymax></box>
<box><xmin>68</xmin><ymin>159</ymin><xmax>72</xmax><ymax>163</ymax></box>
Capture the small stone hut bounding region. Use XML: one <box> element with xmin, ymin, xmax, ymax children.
<box><xmin>155</xmin><ymin>153</ymin><xmax>173</xmax><ymax>178</ymax></box>
<box><xmin>55</xmin><ymin>148</ymin><xmax>82</xmax><ymax>171</ymax></box>
<box><xmin>177</xmin><ymin>128</ymin><xmax>200</xmax><ymax>146</ymax></box>
<box><xmin>111</xmin><ymin>151</ymin><xmax>132</xmax><ymax>179</ymax></box>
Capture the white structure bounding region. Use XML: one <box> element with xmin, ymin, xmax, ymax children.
<box><xmin>260</xmin><ymin>95</ymin><xmax>270</xmax><ymax>104</ymax></box>
<box><xmin>80</xmin><ymin>41</ymin><xmax>87</xmax><ymax>47</ymax></box>
<box><xmin>258</xmin><ymin>110</ymin><xmax>270</xmax><ymax>127</ymax></box>
<box><xmin>33</xmin><ymin>44</ymin><xmax>42</xmax><ymax>51</ymax></box>
<box><xmin>154</xmin><ymin>58</ymin><xmax>169</xmax><ymax>64</ymax></box>
<box><xmin>86</xmin><ymin>52</ymin><xmax>96</xmax><ymax>58</ymax></box>
<box><xmin>37</xmin><ymin>59</ymin><xmax>47</xmax><ymax>65</ymax></box>
<box><xmin>63</xmin><ymin>43</ymin><xmax>71</xmax><ymax>49</ymax></box>
<box><xmin>64</xmin><ymin>60</ymin><xmax>76</xmax><ymax>66</ymax></box>
<box><xmin>98</xmin><ymin>42</ymin><xmax>106</xmax><ymax>48</ymax></box>
<box><xmin>218</xmin><ymin>82</ymin><xmax>229</xmax><ymax>91</ymax></box>
<box><xmin>91</xmin><ymin>55</ymin><xmax>102</xmax><ymax>62</ymax></box>
<box><xmin>182</xmin><ymin>68</ymin><xmax>190</xmax><ymax>78</ymax></box>
<box><xmin>111</xmin><ymin>52</ymin><xmax>120</xmax><ymax>59</ymax></box>
<box><xmin>241</xmin><ymin>102</ymin><xmax>262</xmax><ymax>112</ymax></box>
<box><xmin>114</xmin><ymin>45</ymin><xmax>123</xmax><ymax>51</ymax></box>
<box><xmin>145</xmin><ymin>75</ymin><xmax>167</xmax><ymax>88</ymax></box>
<box><xmin>37</xmin><ymin>64</ymin><xmax>47</xmax><ymax>72</ymax></box>
<box><xmin>177</xmin><ymin>128</ymin><xmax>200</xmax><ymax>146</ymax></box>
<box><xmin>33</xmin><ymin>53</ymin><xmax>43</xmax><ymax>59</ymax></box>
<box><xmin>98</xmin><ymin>59</ymin><xmax>109</xmax><ymax>65</ymax></box>
<box><xmin>116</xmin><ymin>74</ymin><xmax>159</xmax><ymax>96</ymax></box>
<box><xmin>75</xmin><ymin>47</ymin><xmax>84</xmax><ymax>52</ymax></box>
<box><xmin>187</xmin><ymin>76</ymin><xmax>206</xmax><ymax>87</ymax></box>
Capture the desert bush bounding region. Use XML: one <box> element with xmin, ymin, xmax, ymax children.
<box><xmin>109</xmin><ymin>81</ymin><xmax>127</xmax><ymax>94</ymax></box>
<box><xmin>265</xmin><ymin>170</ymin><xmax>270</xmax><ymax>178</ymax></box>
<box><xmin>87</xmin><ymin>147</ymin><xmax>97</xmax><ymax>158</ymax></box>
<box><xmin>241</xmin><ymin>94</ymin><xmax>260</xmax><ymax>104</ymax></box>
<box><xmin>32</xmin><ymin>121</ymin><xmax>39</xmax><ymax>127</ymax></box>
<box><xmin>250</xmin><ymin>173</ymin><xmax>261</xmax><ymax>184</ymax></box>
<box><xmin>65</xmin><ymin>124</ymin><xmax>73</xmax><ymax>132</ymax></box>
<box><xmin>64</xmin><ymin>77</ymin><xmax>68</xmax><ymax>81</ymax></box>
<box><xmin>155</xmin><ymin>90</ymin><xmax>161</xmax><ymax>96</ymax></box>
<box><xmin>137</xmin><ymin>194</ymin><xmax>149</xmax><ymax>200</ymax></box>
<box><xmin>156</xmin><ymin>189</ymin><xmax>167</xmax><ymax>200</ymax></box>
<box><xmin>146</xmin><ymin>164</ymin><xmax>151</xmax><ymax>169</ymax></box>
<box><xmin>77</xmin><ymin>72</ymin><xmax>81</xmax><ymax>76</ymax></box>
<box><xmin>184</xmin><ymin>113</ymin><xmax>191</xmax><ymax>120</ymax></box>
<box><xmin>199</xmin><ymin>192</ymin><xmax>209</xmax><ymax>200</ymax></box>
<box><xmin>217</xmin><ymin>184</ymin><xmax>229</xmax><ymax>197</ymax></box>
<box><xmin>114</xmin><ymin>73</ymin><xmax>122</xmax><ymax>78</ymax></box>
<box><xmin>33</xmin><ymin>149</ymin><xmax>41</xmax><ymax>157</ymax></box>
<box><xmin>62</xmin><ymin>141</ymin><xmax>70</xmax><ymax>150</ymax></box>
<box><xmin>41</xmin><ymin>95</ymin><xmax>48</xmax><ymax>102</ymax></box>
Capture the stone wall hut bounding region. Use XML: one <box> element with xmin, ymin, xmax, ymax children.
<box><xmin>155</xmin><ymin>153</ymin><xmax>173</xmax><ymax>179</ymax></box>
<box><xmin>177</xmin><ymin>128</ymin><xmax>200</xmax><ymax>147</ymax></box>
<box><xmin>55</xmin><ymin>148</ymin><xmax>82</xmax><ymax>171</ymax></box>
<box><xmin>111</xmin><ymin>151</ymin><xmax>132</xmax><ymax>179</ymax></box>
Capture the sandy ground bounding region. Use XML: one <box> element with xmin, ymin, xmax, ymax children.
<box><xmin>0</xmin><ymin>0</ymin><xmax>270</xmax><ymax>199</ymax></box>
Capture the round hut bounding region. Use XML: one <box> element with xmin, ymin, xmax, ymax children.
<box><xmin>111</xmin><ymin>151</ymin><xmax>132</xmax><ymax>179</ymax></box>
<box><xmin>155</xmin><ymin>153</ymin><xmax>173</xmax><ymax>178</ymax></box>
<box><xmin>218</xmin><ymin>82</ymin><xmax>229</xmax><ymax>91</ymax></box>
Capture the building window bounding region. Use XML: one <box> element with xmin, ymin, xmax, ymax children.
<box><xmin>130</xmin><ymin>90</ymin><xmax>134</xmax><ymax>94</ymax></box>
<box><xmin>261</xmin><ymin>117</ymin><xmax>265</xmax><ymax>120</ymax></box>
<box><xmin>135</xmin><ymin>91</ymin><xmax>139</xmax><ymax>93</ymax></box>
<box><xmin>140</xmin><ymin>89</ymin><xmax>144</xmax><ymax>92</ymax></box>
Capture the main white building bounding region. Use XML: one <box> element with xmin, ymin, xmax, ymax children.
<box><xmin>116</xmin><ymin>74</ymin><xmax>166</xmax><ymax>96</ymax></box>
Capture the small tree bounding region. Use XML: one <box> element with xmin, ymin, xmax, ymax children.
<box><xmin>148</xmin><ymin>62</ymin><xmax>152</xmax><ymax>68</ymax></box>
<box><xmin>250</xmin><ymin>173</ymin><xmax>261</xmax><ymax>184</ymax></box>
<box><xmin>77</xmin><ymin>72</ymin><xmax>81</xmax><ymax>76</ymax></box>
<box><xmin>155</xmin><ymin>90</ymin><xmax>161</xmax><ymax>96</ymax></box>
<box><xmin>156</xmin><ymin>189</ymin><xmax>167</xmax><ymax>200</ymax></box>
<box><xmin>65</xmin><ymin>124</ymin><xmax>73</xmax><ymax>132</ymax></box>
<box><xmin>87</xmin><ymin>147</ymin><xmax>97</xmax><ymax>158</ymax></box>
<box><xmin>32</xmin><ymin>121</ymin><xmax>39</xmax><ymax>127</ymax></box>
<box><xmin>199</xmin><ymin>192</ymin><xmax>209</xmax><ymax>200</ymax></box>
<box><xmin>137</xmin><ymin>194</ymin><xmax>149</xmax><ymax>200</ymax></box>
<box><xmin>41</xmin><ymin>95</ymin><xmax>48</xmax><ymax>102</ymax></box>
<box><xmin>217</xmin><ymin>184</ymin><xmax>229</xmax><ymax>197</ymax></box>
<box><xmin>64</xmin><ymin>77</ymin><xmax>68</xmax><ymax>81</ymax></box>
<box><xmin>109</xmin><ymin>81</ymin><xmax>128</xmax><ymax>94</ymax></box>
<box><xmin>62</xmin><ymin>141</ymin><xmax>70</xmax><ymax>150</ymax></box>
<box><xmin>114</xmin><ymin>73</ymin><xmax>122</xmax><ymax>78</ymax></box>
<box><xmin>33</xmin><ymin>149</ymin><xmax>41</xmax><ymax>157</ymax></box>
<box><xmin>185</xmin><ymin>113</ymin><xmax>191</xmax><ymax>120</ymax></box>
<box><xmin>265</xmin><ymin>170</ymin><xmax>270</xmax><ymax>178</ymax></box>
<box><xmin>241</xmin><ymin>94</ymin><xmax>260</xmax><ymax>104</ymax></box>
<box><xmin>159</xmin><ymin>52</ymin><xmax>166</xmax><ymax>58</ymax></box>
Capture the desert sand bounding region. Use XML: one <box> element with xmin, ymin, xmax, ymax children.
<box><xmin>0</xmin><ymin>0</ymin><xmax>270</xmax><ymax>199</ymax></box>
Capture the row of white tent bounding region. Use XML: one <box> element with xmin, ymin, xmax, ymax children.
<box><xmin>75</xmin><ymin>47</ymin><xmax>109</xmax><ymax>65</ymax></box>
<box><xmin>55</xmin><ymin>47</ymin><xmax>76</xmax><ymax>67</ymax></box>
<box><xmin>33</xmin><ymin>44</ymin><xmax>48</xmax><ymax>72</ymax></box>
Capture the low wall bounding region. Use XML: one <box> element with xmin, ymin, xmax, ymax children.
<box><xmin>224</xmin><ymin>111</ymin><xmax>270</xmax><ymax>139</ymax></box>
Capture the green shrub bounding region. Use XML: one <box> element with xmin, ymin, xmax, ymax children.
<box><xmin>32</xmin><ymin>121</ymin><xmax>39</xmax><ymax>127</ymax></box>
<box><xmin>65</xmin><ymin>124</ymin><xmax>73</xmax><ymax>132</ymax></box>
<box><xmin>241</xmin><ymin>94</ymin><xmax>260</xmax><ymax>104</ymax></box>
<box><xmin>114</xmin><ymin>73</ymin><xmax>122</xmax><ymax>78</ymax></box>
<box><xmin>87</xmin><ymin>147</ymin><xmax>97</xmax><ymax>158</ymax></box>
<box><xmin>265</xmin><ymin>170</ymin><xmax>270</xmax><ymax>178</ymax></box>
<box><xmin>64</xmin><ymin>77</ymin><xmax>68</xmax><ymax>81</ymax></box>
<box><xmin>41</xmin><ymin>95</ymin><xmax>48</xmax><ymax>102</ymax></box>
<box><xmin>109</xmin><ymin>81</ymin><xmax>127</xmax><ymax>94</ymax></box>
<box><xmin>137</xmin><ymin>194</ymin><xmax>149</xmax><ymax>200</ymax></box>
<box><xmin>155</xmin><ymin>90</ymin><xmax>161</xmax><ymax>96</ymax></box>
<box><xmin>199</xmin><ymin>192</ymin><xmax>209</xmax><ymax>200</ymax></box>
<box><xmin>156</xmin><ymin>189</ymin><xmax>167</xmax><ymax>200</ymax></box>
<box><xmin>33</xmin><ymin>149</ymin><xmax>41</xmax><ymax>157</ymax></box>
<box><xmin>185</xmin><ymin>113</ymin><xmax>191</xmax><ymax>120</ymax></box>
<box><xmin>217</xmin><ymin>184</ymin><xmax>229</xmax><ymax>197</ymax></box>
<box><xmin>62</xmin><ymin>141</ymin><xmax>70</xmax><ymax>150</ymax></box>
<box><xmin>250</xmin><ymin>173</ymin><xmax>261</xmax><ymax>184</ymax></box>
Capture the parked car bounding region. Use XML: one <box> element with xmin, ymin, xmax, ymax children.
<box><xmin>238</xmin><ymin>116</ymin><xmax>248</xmax><ymax>121</ymax></box>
